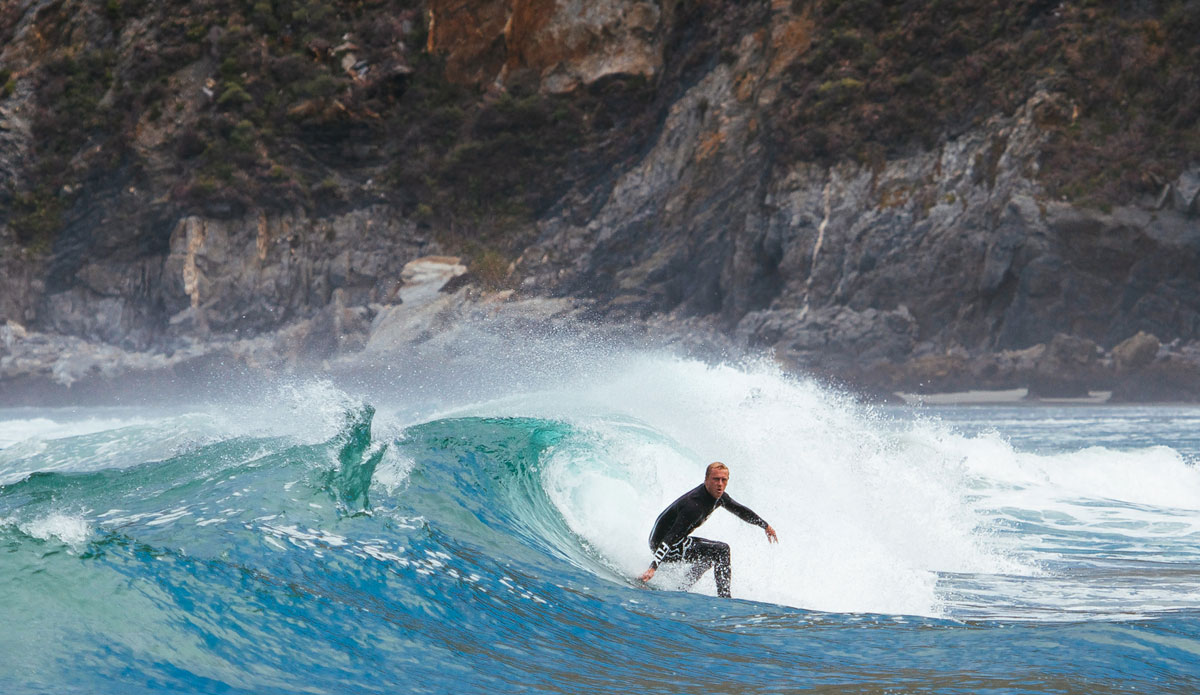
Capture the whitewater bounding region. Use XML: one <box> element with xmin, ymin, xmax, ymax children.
<box><xmin>3</xmin><ymin>346</ymin><xmax>1200</xmax><ymax>693</ymax></box>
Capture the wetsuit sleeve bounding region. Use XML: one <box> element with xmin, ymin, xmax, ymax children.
<box><xmin>720</xmin><ymin>494</ymin><xmax>769</xmax><ymax>529</ymax></box>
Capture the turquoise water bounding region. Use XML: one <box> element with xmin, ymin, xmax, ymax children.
<box><xmin>2</xmin><ymin>356</ymin><xmax>1200</xmax><ymax>693</ymax></box>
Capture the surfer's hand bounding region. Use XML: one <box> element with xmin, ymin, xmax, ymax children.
<box><xmin>640</xmin><ymin>567</ymin><xmax>656</xmax><ymax>582</ymax></box>
<box><xmin>765</xmin><ymin>525</ymin><xmax>778</xmax><ymax>544</ymax></box>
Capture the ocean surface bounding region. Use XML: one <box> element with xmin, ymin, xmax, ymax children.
<box><xmin>3</xmin><ymin>351</ymin><xmax>1200</xmax><ymax>694</ymax></box>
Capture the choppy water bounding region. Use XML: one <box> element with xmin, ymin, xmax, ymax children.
<box><xmin>3</xmin><ymin>353</ymin><xmax>1200</xmax><ymax>693</ymax></box>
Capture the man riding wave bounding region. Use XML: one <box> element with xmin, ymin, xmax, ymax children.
<box><xmin>640</xmin><ymin>462</ymin><xmax>777</xmax><ymax>598</ymax></box>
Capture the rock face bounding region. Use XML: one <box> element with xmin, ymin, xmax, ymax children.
<box><xmin>0</xmin><ymin>49</ymin><xmax>41</xmax><ymax>329</ymax></box>
<box><xmin>1026</xmin><ymin>334</ymin><xmax>1102</xmax><ymax>398</ymax></box>
<box><xmin>4</xmin><ymin>0</ymin><xmax>1200</xmax><ymax>402</ymax></box>
<box><xmin>26</xmin><ymin>206</ymin><xmax>437</xmax><ymax>350</ymax></box>
<box><xmin>428</xmin><ymin>0</ymin><xmax>663</xmax><ymax>92</ymax></box>
<box><xmin>514</xmin><ymin>18</ymin><xmax>1200</xmax><ymax>392</ymax></box>
<box><xmin>159</xmin><ymin>208</ymin><xmax>434</xmax><ymax>340</ymax></box>
<box><xmin>1111</xmin><ymin>357</ymin><xmax>1200</xmax><ymax>403</ymax></box>
<box><xmin>1111</xmin><ymin>331</ymin><xmax>1161</xmax><ymax>372</ymax></box>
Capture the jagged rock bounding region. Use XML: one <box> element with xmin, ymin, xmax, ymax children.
<box><xmin>357</xmin><ymin>255</ymin><xmax>473</xmax><ymax>352</ymax></box>
<box><xmin>399</xmin><ymin>256</ymin><xmax>467</xmax><ymax>304</ymax></box>
<box><xmin>158</xmin><ymin>207</ymin><xmax>435</xmax><ymax>341</ymax></box>
<box><xmin>893</xmin><ymin>351</ymin><xmax>972</xmax><ymax>393</ymax></box>
<box><xmin>0</xmin><ymin>88</ymin><xmax>41</xmax><ymax>327</ymax></box>
<box><xmin>1110</xmin><ymin>357</ymin><xmax>1200</xmax><ymax>403</ymax></box>
<box><xmin>1112</xmin><ymin>331</ymin><xmax>1161</xmax><ymax>372</ymax></box>
<box><xmin>0</xmin><ymin>242</ymin><xmax>42</xmax><ymax>326</ymax></box>
<box><xmin>296</xmin><ymin>288</ymin><xmax>375</xmax><ymax>358</ymax></box>
<box><xmin>0</xmin><ymin>320</ymin><xmax>26</xmax><ymax>358</ymax></box>
<box><xmin>968</xmin><ymin>344</ymin><xmax>1045</xmax><ymax>389</ymax></box>
<box><xmin>427</xmin><ymin>0</ymin><xmax>662</xmax><ymax>92</ymax></box>
<box><xmin>1026</xmin><ymin>333</ymin><xmax>1100</xmax><ymax>398</ymax></box>
<box><xmin>1156</xmin><ymin>184</ymin><xmax>1183</xmax><ymax>211</ymax></box>
<box><xmin>738</xmin><ymin>304</ymin><xmax>918</xmax><ymax>376</ymax></box>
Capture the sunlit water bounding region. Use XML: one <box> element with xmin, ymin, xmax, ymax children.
<box><xmin>2</xmin><ymin>353</ymin><xmax>1199</xmax><ymax>693</ymax></box>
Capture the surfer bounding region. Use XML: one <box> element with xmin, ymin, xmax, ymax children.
<box><xmin>639</xmin><ymin>462</ymin><xmax>777</xmax><ymax>598</ymax></box>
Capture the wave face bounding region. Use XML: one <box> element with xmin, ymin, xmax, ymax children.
<box><xmin>3</xmin><ymin>354</ymin><xmax>1200</xmax><ymax>693</ymax></box>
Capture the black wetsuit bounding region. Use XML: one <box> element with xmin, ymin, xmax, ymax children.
<box><xmin>647</xmin><ymin>484</ymin><xmax>769</xmax><ymax>598</ymax></box>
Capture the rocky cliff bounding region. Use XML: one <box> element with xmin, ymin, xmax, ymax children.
<box><xmin>3</xmin><ymin>0</ymin><xmax>1200</xmax><ymax>403</ymax></box>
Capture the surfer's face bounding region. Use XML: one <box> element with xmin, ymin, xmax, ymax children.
<box><xmin>704</xmin><ymin>469</ymin><xmax>729</xmax><ymax>499</ymax></box>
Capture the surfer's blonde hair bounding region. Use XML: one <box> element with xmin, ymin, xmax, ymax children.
<box><xmin>705</xmin><ymin>461</ymin><xmax>729</xmax><ymax>477</ymax></box>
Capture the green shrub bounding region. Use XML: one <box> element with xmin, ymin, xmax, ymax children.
<box><xmin>218</xmin><ymin>83</ymin><xmax>253</xmax><ymax>108</ymax></box>
<box><xmin>817</xmin><ymin>77</ymin><xmax>865</xmax><ymax>96</ymax></box>
<box><xmin>230</xmin><ymin>120</ymin><xmax>257</xmax><ymax>150</ymax></box>
<box><xmin>298</xmin><ymin>73</ymin><xmax>339</xmax><ymax>99</ymax></box>
<box><xmin>251</xmin><ymin>1</ymin><xmax>278</xmax><ymax>32</ymax></box>
<box><xmin>185</xmin><ymin>22</ymin><xmax>208</xmax><ymax>42</ymax></box>
<box><xmin>470</xmin><ymin>249</ymin><xmax>511</xmax><ymax>290</ymax></box>
<box><xmin>219</xmin><ymin>57</ymin><xmax>242</xmax><ymax>79</ymax></box>
<box><xmin>10</xmin><ymin>190</ymin><xmax>64</xmax><ymax>252</ymax></box>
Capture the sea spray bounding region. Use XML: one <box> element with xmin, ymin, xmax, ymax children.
<box><xmin>506</xmin><ymin>354</ymin><xmax>1016</xmax><ymax>616</ymax></box>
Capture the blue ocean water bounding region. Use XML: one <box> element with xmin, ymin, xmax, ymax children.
<box><xmin>2</xmin><ymin>354</ymin><xmax>1200</xmax><ymax>694</ymax></box>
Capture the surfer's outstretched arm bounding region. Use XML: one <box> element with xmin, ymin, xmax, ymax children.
<box><xmin>639</xmin><ymin>566</ymin><xmax>656</xmax><ymax>582</ymax></box>
<box><xmin>722</xmin><ymin>493</ymin><xmax>776</xmax><ymax>543</ymax></box>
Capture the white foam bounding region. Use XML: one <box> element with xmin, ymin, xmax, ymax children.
<box><xmin>506</xmin><ymin>354</ymin><xmax>1016</xmax><ymax>616</ymax></box>
<box><xmin>18</xmin><ymin>513</ymin><xmax>93</xmax><ymax>550</ymax></box>
<box><xmin>0</xmin><ymin>415</ymin><xmax>154</xmax><ymax>449</ymax></box>
<box><xmin>0</xmin><ymin>410</ymin><xmax>236</xmax><ymax>484</ymax></box>
<box><xmin>372</xmin><ymin>447</ymin><xmax>416</xmax><ymax>492</ymax></box>
<box><xmin>976</xmin><ymin>445</ymin><xmax>1200</xmax><ymax>512</ymax></box>
<box><xmin>493</xmin><ymin>352</ymin><xmax>1200</xmax><ymax>619</ymax></box>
